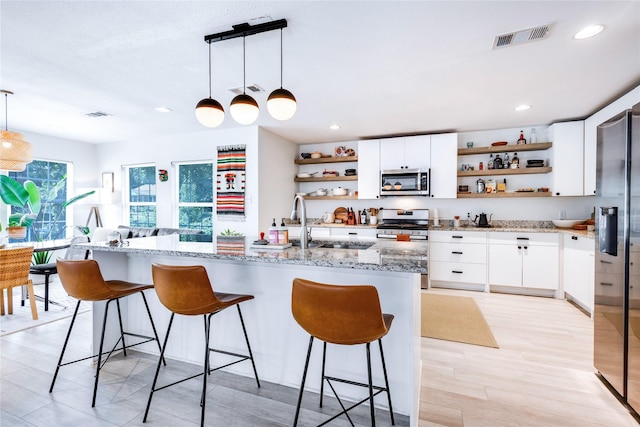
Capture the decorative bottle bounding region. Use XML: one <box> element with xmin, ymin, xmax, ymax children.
<box><xmin>278</xmin><ymin>218</ymin><xmax>288</xmax><ymax>244</ymax></box>
<box><xmin>503</xmin><ymin>153</ymin><xmax>510</xmax><ymax>169</ymax></box>
<box><xmin>488</xmin><ymin>154</ymin><xmax>494</xmax><ymax>170</ymax></box>
<box><xmin>512</xmin><ymin>152</ymin><xmax>519</xmax><ymax>168</ymax></box>
<box><xmin>530</xmin><ymin>128</ymin><xmax>538</xmax><ymax>144</ymax></box>
<box><xmin>517</xmin><ymin>130</ymin><xmax>527</xmax><ymax>145</ymax></box>
<box><xmin>494</xmin><ymin>154</ymin><xmax>503</xmax><ymax>169</ymax></box>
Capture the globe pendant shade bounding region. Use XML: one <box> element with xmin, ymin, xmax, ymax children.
<box><xmin>0</xmin><ymin>130</ymin><xmax>32</xmax><ymax>171</ymax></box>
<box><xmin>195</xmin><ymin>98</ymin><xmax>225</xmax><ymax>128</ymax></box>
<box><xmin>267</xmin><ymin>88</ymin><xmax>297</xmax><ymax>121</ymax></box>
<box><xmin>230</xmin><ymin>94</ymin><xmax>259</xmax><ymax>125</ymax></box>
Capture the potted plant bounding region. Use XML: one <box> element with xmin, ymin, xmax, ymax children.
<box><xmin>0</xmin><ymin>175</ymin><xmax>95</xmax><ymax>256</ymax></box>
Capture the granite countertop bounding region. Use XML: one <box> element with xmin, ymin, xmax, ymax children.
<box><xmin>431</xmin><ymin>225</ymin><xmax>595</xmax><ymax>238</ymax></box>
<box><xmin>77</xmin><ymin>235</ymin><xmax>427</xmax><ymax>274</ymax></box>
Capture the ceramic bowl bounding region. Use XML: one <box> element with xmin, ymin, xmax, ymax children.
<box><xmin>552</xmin><ymin>219</ymin><xmax>585</xmax><ymax>228</ymax></box>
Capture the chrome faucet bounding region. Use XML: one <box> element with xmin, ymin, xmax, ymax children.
<box><xmin>290</xmin><ymin>194</ymin><xmax>310</xmax><ymax>249</ymax></box>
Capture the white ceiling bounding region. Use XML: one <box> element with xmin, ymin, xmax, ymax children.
<box><xmin>1</xmin><ymin>1</ymin><xmax>639</xmax><ymax>145</ymax></box>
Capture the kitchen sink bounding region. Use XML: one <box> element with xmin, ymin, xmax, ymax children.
<box><xmin>290</xmin><ymin>241</ymin><xmax>325</xmax><ymax>248</ymax></box>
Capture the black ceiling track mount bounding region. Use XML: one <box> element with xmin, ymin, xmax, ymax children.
<box><xmin>204</xmin><ymin>19</ymin><xmax>287</xmax><ymax>44</ymax></box>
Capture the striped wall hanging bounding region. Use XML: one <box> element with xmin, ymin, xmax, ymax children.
<box><xmin>216</xmin><ymin>144</ymin><xmax>246</xmax><ymax>220</ymax></box>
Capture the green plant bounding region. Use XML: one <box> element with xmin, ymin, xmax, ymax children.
<box><xmin>219</xmin><ymin>228</ymin><xmax>243</xmax><ymax>237</ymax></box>
<box><xmin>0</xmin><ymin>174</ymin><xmax>95</xmax><ymax>241</ymax></box>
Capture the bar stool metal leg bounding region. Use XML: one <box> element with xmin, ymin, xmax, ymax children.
<box><xmin>49</xmin><ymin>300</ymin><xmax>81</xmax><ymax>393</ymax></box>
<box><xmin>116</xmin><ymin>299</ymin><xmax>127</xmax><ymax>357</ymax></box>
<box><xmin>144</xmin><ymin>313</ymin><xmax>175</xmax><ymax>423</ymax></box>
<box><xmin>320</xmin><ymin>341</ymin><xmax>327</xmax><ymax>408</ymax></box>
<box><xmin>140</xmin><ymin>291</ymin><xmax>166</xmax><ymax>366</ymax></box>
<box><xmin>366</xmin><ymin>342</ymin><xmax>375</xmax><ymax>427</ymax></box>
<box><xmin>237</xmin><ymin>305</ymin><xmax>260</xmax><ymax>387</ymax></box>
<box><xmin>201</xmin><ymin>313</ymin><xmax>213</xmax><ymax>427</ymax></box>
<box><xmin>92</xmin><ymin>299</ymin><xmax>113</xmax><ymax>407</ymax></box>
<box><xmin>379</xmin><ymin>339</ymin><xmax>395</xmax><ymax>425</ymax></box>
<box><xmin>293</xmin><ymin>336</ymin><xmax>314</xmax><ymax>427</ymax></box>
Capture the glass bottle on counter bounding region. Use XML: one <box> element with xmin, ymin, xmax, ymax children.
<box><xmin>488</xmin><ymin>154</ymin><xmax>494</xmax><ymax>169</ymax></box>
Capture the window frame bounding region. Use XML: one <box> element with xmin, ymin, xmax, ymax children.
<box><xmin>173</xmin><ymin>160</ymin><xmax>214</xmax><ymax>233</ymax></box>
<box><xmin>123</xmin><ymin>163</ymin><xmax>157</xmax><ymax>227</ymax></box>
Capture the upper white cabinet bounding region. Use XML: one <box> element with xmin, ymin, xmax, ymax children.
<box><xmin>550</xmin><ymin>121</ymin><xmax>585</xmax><ymax>196</ymax></box>
<box><xmin>430</xmin><ymin>133</ymin><xmax>457</xmax><ymax>198</ymax></box>
<box><xmin>380</xmin><ymin>135</ymin><xmax>430</xmax><ymax>171</ymax></box>
<box><xmin>357</xmin><ymin>140</ymin><xmax>381</xmax><ymax>199</ymax></box>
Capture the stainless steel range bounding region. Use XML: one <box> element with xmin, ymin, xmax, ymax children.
<box><xmin>376</xmin><ymin>209</ymin><xmax>428</xmax><ymax>240</ymax></box>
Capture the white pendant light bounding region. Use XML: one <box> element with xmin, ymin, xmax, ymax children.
<box><xmin>195</xmin><ymin>42</ymin><xmax>225</xmax><ymax>127</ymax></box>
<box><xmin>230</xmin><ymin>36</ymin><xmax>259</xmax><ymax>125</ymax></box>
<box><xmin>0</xmin><ymin>90</ymin><xmax>32</xmax><ymax>172</ymax></box>
<box><xmin>267</xmin><ymin>29</ymin><xmax>297</xmax><ymax>121</ymax></box>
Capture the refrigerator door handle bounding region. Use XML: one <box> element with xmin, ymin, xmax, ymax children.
<box><xmin>599</xmin><ymin>206</ymin><xmax>618</xmax><ymax>256</ymax></box>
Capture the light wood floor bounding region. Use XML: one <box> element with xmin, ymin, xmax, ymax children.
<box><xmin>420</xmin><ymin>288</ymin><xmax>639</xmax><ymax>427</ymax></box>
<box><xmin>2</xmin><ymin>284</ymin><xmax>639</xmax><ymax>426</ymax></box>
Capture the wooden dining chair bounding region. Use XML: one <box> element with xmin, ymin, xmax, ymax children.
<box><xmin>0</xmin><ymin>247</ymin><xmax>38</xmax><ymax>320</ymax></box>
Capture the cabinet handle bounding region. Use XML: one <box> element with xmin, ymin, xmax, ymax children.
<box><xmin>517</xmin><ymin>246</ymin><xmax>522</xmax><ymax>250</ymax></box>
<box><xmin>348</xmin><ymin>232</ymin><xmax>357</xmax><ymax>236</ymax></box>
<box><xmin>571</xmin><ymin>236</ymin><xmax>578</xmax><ymax>240</ymax></box>
<box><xmin>452</xmin><ymin>270</ymin><xmax>463</xmax><ymax>274</ymax></box>
<box><xmin>524</xmin><ymin>246</ymin><xmax>528</xmax><ymax>250</ymax></box>
<box><xmin>600</xmin><ymin>260</ymin><xmax>612</xmax><ymax>264</ymax></box>
<box><xmin>452</xmin><ymin>251</ymin><xmax>463</xmax><ymax>255</ymax></box>
<box><xmin>600</xmin><ymin>282</ymin><xmax>613</xmax><ymax>287</ymax></box>
<box><xmin>516</xmin><ymin>237</ymin><xmax>529</xmax><ymax>241</ymax></box>
<box><xmin>452</xmin><ymin>235</ymin><xmax>463</xmax><ymax>239</ymax></box>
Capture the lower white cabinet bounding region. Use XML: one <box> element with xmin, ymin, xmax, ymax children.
<box><xmin>489</xmin><ymin>232</ymin><xmax>559</xmax><ymax>291</ymax></box>
<box><xmin>562</xmin><ymin>233</ymin><xmax>595</xmax><ymax>314</ymax></box>
<box><xmin>429</xmin><ymin>230</ymin><xmax>487</xmax><ymax>289</ymax></box>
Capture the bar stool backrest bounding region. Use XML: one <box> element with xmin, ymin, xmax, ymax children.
<box><xmin>0</xmin><ymin>247</ymin><xmax>34</xmax><ymax>288</ymax></box>
<box><xmin>151</xmin><ymin>263</ymin><xmax>218</xmax><ymax>315</ymax></box>
<box><xmin>56</xmin><ymin>259</ymin><xmax>115</xmax><ymax>301</ymax></box>
<box><xmin>292</xmin><ymin>278</ymin><xmax>388</xmax><ymax>345</ymax></box>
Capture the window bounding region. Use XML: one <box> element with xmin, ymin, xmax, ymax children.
<box><xmin>126</xmin><ymin>165</ymin><xmax>156</xmax><ymax>227</ymax></box>
<box><xmin>176</xmin><ymin>162</ymin><xmax>213</xmax><ymax>234</ymax></box>
<box><xmin>9</xmin><ymin>160</ymin><xmax>69</xmax><ymax>242</ymax></box>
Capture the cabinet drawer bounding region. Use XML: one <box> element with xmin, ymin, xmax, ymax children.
<box><xmin>429</xmin><ymin>242</ymin><xmax>486</xmax><ymax>264</ymax></box>
<box><xmin>429</xmin><ymin>261</ymin><xmax>486</xmax><ymax>284</ymax></box>
<box><xmin>429</xmin><ymin>230</ymin><xmax>487</xmax><ymax>244</ymax></box>
<box><xmin>489</xmin><ymin>231</ymin><xmax>558</xmax><ymax>246</ymax></box>
<box><xmin>330</xmin><ymin>227</ymin><xmax>377</xmax><ymax>239</ymax></box>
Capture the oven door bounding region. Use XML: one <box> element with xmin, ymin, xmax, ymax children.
<box><xmin>381</xmin><ymin>169</ymin><xmax>429</xmax><ymax>195</ymax></box>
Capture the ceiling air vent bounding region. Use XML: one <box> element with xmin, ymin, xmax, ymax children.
<box><xmin>492</xmin><ymin>23</ymin><xmax>554</xmax><ymax>49</ymax></box>
<box><xmin>228</xmin><ymin>84</ymin><xmax>264</xmax><ymax>95</ymax></box>
<box><xmin>85</xmin><ymin>111</ymin><xmax>111</xmax><ymax>118</ymax></box>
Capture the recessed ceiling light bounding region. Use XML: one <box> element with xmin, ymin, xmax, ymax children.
<box><xmin>574</xmin><ymin>25</ymin><xmax>603</xmax><ymax>40</ymax></box>
<box><xmin>155</xmin><ymin>107</ymin><xmax>172</xmax><ymax>113</ymax></box>
<box><xmin>514</xmin><ymin>104</ymin><xmax>531</xmax><ymax>112</ymax></box>
<box><xmin>329</xmin><ymin>124</ymin><xmax>341</xmax><ymax>130</ymax></box>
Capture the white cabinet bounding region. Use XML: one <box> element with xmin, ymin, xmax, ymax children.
<box><xmin>562</xmin><ymin>233</ymin><xmax>595</xmax><ymax>314</ymax></box>
<box><xmin>429</xmin><ymin>133</ymin><xmax>458</xmax><ymax>199</ymax></box>
<box><xmin>550</xmin><ymin>121</ymin><xmax>585</xmax><ymax>196</ymax></box>
<box><xmin>357</xmin><ymin>140</ymin><xmax>381</xmax><ymax>199</ymax></box>
<box><xmin>429</xmin><ymin>230</ymin><xmax>488</xmax><ymax>290</ymax></box>
<box><xmin>380</xmin><ymin>135</ymin><xmax>430</xmax><ymax>171</ymax></box>
<box><xmin>489</xmin><ymin>232</ymin><xmax>559</xmax><ymax>291</ymax></box>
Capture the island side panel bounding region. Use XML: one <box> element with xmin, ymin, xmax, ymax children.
<box><xmin>93</xmin><ymin>251</ymin><xmax>420</xmax><ymax>423</ymax></box>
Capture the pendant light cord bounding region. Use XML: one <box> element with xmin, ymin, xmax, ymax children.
<box><xmin>279</xmin><ymin>28</ymin><xmax>283</xmax><ymax>88</ymax></box>
<box><xmin>4</xmin><ymin>93</ymin><xmax>7</xmax><ymax>131</ymax></box>
<box><xmin>208</xmin><ymin>42</ymin><xmax>212</xmax><ymax>98</ymax></box>
<box><xmin>242</xmin><ymin>36</ymin><xmax>247</xmax><ymax>95</ymax></box>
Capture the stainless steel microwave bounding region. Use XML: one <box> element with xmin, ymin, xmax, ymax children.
<box><xmin>381</xmin><ymin>168</ymin><xmax>429</xmax><ymax>196</ymax></box>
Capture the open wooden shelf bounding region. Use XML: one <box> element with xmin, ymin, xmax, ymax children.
<box><xmin>458</xmin><ymin>142</ymin><xmax>552</xmax><ymax>156</ymax></box>
<box><xmin>294</xmin><ymin>156</ymin><xmax>358</xmax><ymax>165</ymax></box>
<box><xmin>457</xmin><ymin>191</ymin><xmax>552</xmax><ymax>198</ymax></box>
<box><xmin>457</xmin><ymin>167</ymin><xmax>551</xmax><ymax>177</ymax></box>
<box><xmin>303</xmin><ymin>195</ymin><xmax>357</xmax><ymax>200</ymax></box>
<box><xmin>294</xmin><ymin>175</ymin><xmax>358</xmax><ymax>183</ymax></box>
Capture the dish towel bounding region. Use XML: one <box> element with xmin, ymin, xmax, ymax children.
<box><xmin>216</xmin><ymin>145</ymin><xmax>246</xmax><ymax>220</ymax></box>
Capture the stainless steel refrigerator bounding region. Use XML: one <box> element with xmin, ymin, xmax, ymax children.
<box><xmin>594</xmin><ymin>102</ymin><xmax>640</xmax><ymax>416</ymax></box>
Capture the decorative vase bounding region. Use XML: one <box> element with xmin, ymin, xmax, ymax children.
<box><xmin>7</xmin><ymin>226</ymin><xmax>27</xmax><ymax>239</ymax></box>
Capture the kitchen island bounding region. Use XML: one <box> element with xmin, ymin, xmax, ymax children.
<box><xmin>77</xmin><ymin>235</ymin><xmax>426</xmax><ymax>425</ymax></box>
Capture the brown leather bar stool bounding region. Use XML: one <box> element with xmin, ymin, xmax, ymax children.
<box><xmin>143</xmin><ymin>263</ymin><xmax>260</xmax><ymax>427</ymax></box>
<box><xmin>49</xmin><ymin>259</ymin><xmax>164</xmax><ymax>407</ymax></box>
<box><xmin>292</xmin><ymin>278</ymin><xmax>395</xmax><ymax>426</ymax></box>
